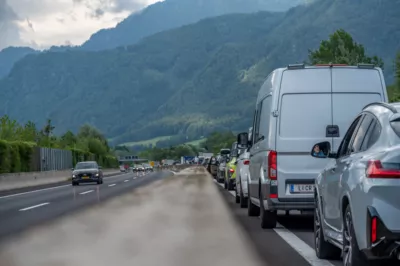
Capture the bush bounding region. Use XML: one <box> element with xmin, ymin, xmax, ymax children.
<box><xmin>0</xmin><ymin>140</ymin><xmax>35</xmax><ymax>173</ymax></box>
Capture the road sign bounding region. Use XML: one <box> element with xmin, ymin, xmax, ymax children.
<box><xmin>150</xmin><ymin>161</ymin><xmax>155</xmax><ymax>167</ymax></box>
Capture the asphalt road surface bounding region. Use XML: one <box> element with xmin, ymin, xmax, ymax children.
<box><xmin>215</xmin><ymin>180</ymin><xmax>399</xmax><ymax>266</ymax></box>
<box><xmin>0</xmin><ymin>170</ymin><xmax>171</xmax><ymax>241</ymax></box>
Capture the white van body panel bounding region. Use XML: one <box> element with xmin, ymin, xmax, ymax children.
<box><xmin>249</xmin><ymin>65</ymin><xmax>388</xmax><ymax>211</ymax></box>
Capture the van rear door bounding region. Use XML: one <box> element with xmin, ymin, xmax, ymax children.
<box><xmin>331</xmin><ymin>67</ymin><xmax>387</xmax><ymax>151</ymax></box>
<box><xmin>276</xmin><ymin>68</ymin><xmax>333</xmax><ymax>200</ymax></box>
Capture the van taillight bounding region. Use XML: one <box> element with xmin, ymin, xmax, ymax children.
<box><xmin>229</xmin><ymin>168</ymin><xmax>235</xmax><ymax>173</ymax></box>
<box><xmin>267</xmin><ymin>150</ymin><xmax>278</xmax><ymax>199</ymax></box>
<box><xmin>243</xmin><ymin>160</ymin><xmax>250</xmax><ymax>165</ymax></box>
<box><xmin>366</xmin><ymin>160</ymin><xmax>400</xmax><ymax>178</ymax></box>
<box><xmin>268</xmin><ymin>150</ymin><xmax>277</xmax><ymax>180</ymax></box>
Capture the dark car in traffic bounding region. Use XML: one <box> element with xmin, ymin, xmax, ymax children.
<box><xmin>71</xmin><ymin>161</ymin><xmax>104</xmax><ymax>186</ymax></box>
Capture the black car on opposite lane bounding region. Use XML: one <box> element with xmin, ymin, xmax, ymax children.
<box><xmin>71</xmin><ymin>161</ymin><xmax>104</xmax><ymax>186</ymax></box>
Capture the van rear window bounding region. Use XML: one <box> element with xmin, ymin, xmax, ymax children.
<box><xmin>279</xmin><ymin>93</ymin><xmax>331</xmax><ymax>138</ymax></box>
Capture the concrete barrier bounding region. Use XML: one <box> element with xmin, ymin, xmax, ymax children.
<box><xmin>0</xmin><ymin>169</ymin><xmax>120</xmax><ymax>192</ymax></box>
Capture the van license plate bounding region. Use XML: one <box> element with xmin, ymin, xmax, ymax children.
<box><xmin>290</xmin><ymin>184</ymin><xmax>314</xmax><ymax>193</ymax></box>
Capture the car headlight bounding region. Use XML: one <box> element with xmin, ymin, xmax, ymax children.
<box><xmin>95</xmin><ymin>173</ymin><xmax>99</xmax><ymax>177</ymax></box>
<box><xmin>72</xmin><ymin>174</ymin><xmax>76</xmax><ymax>178</ymax></box>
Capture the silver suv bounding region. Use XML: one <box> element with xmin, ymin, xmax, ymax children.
<box><xmin>311</xmin><ymin>102</ymin><xmax>400</xmax><ymax>265</ymax></box>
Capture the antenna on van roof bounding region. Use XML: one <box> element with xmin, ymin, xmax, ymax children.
<box><xmin>287</xmin><ymin>63</ymin><xmax>305</xmax><ymax>69</ymax></box>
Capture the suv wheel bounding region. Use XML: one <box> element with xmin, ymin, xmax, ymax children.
<box><xmin>343</xmin><ymin>205</ymin><xmax>367</xmax><ymax>266</ymax></box>
<box><xmin>314</xmin><ymin>196</ymin><xmax>341</xmax><ymax>259</ymax></box>
<box><xmin>260</xmin><ymin>189</ymin><xmax>277</xmax><ymax>229</ymax></box>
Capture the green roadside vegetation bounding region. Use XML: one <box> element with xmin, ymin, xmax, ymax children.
<box><xmin>0</xmin><ymin>117</ymin><xmax>118</xmax><ymax>174</ymax></box>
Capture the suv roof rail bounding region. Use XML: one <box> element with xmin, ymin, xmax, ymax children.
<box><xmin>287</xmin><ymin>63</ymin><xmax>305</xmax><ymax>69</ymax></box>
<box><xmin>363</xmin><ymin>102</ymin><xmax>397</xmax><ymax>113</ymax></box>
<box><xmin>357</xmin><ymin>63</ymin><xmax>375</xmax><ymax>69</ymax></box>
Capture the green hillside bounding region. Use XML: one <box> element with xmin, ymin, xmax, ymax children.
<box><xmin>0</xmin><ymin>0</ymin><xmax>399</xmax><ymax>146</ymax></box>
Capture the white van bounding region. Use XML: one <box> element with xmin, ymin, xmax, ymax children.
<box><xmin>241</xmin><ymin>64</ymin><xmax>388</xmax><ymax>229</ymax></box>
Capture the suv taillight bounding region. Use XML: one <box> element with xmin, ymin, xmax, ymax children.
<box><xmin>243</xmin><ymin>159</ymin><xmax>250</xmax><ymax>165</ymax></box>
<box><xmin>366</xmin><ymin>160</ymin><xmax>400</xmax><ymax>178</ymax></box>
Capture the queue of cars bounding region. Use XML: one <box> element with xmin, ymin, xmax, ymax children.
<box><xmin>208</xmin><ymin>64</ymin><xmax>400</xmax><ymax>264</ymax></box>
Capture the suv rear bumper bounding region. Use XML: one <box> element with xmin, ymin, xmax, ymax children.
<box><xmin>362</xmin><ymin>206</ymin><xmax>400</xmax><ymax>260</ymax></box>
<box><xmin>264</xmin><ymin>198</ymin><xmax>315</xmax><ymax>211</ymax></box>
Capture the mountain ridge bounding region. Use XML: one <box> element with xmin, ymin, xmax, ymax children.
<box><xmin>0</xmin><ymin>0</ymin><xmax>399</xmax><ymax>147</ymax></box>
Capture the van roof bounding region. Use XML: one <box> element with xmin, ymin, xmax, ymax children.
<box><xmin>284</xmin><ymin>63</ymin><xmax>378</xmax><ymax>70</ymax></box>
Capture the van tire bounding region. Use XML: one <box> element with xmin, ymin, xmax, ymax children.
<box><xmin>224</xmin><ymin>180</ymin><xmax>228</xmax><ymax>189</ymax></box>
<box><xmin>228</xmin><ymin>181</ymin><xmax>234</xmax><ymax>191</ymax></box>
<box><xmin>240</xmin><ymin>183</ymin><xmax>248</xmax><ymax>208</ymax></box>
<box><xmin>260</xmin><ymin>189</ymin><xmax>277</xmax><ymax>229</ymax></box>
<box><xmin>247</xmin><ymin>185</ymin><xmax>260</xmax><ymax>217</ymax></box>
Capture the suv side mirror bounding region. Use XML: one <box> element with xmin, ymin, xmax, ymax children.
<box><xmin>237</xmin><ymin>132</ymin><xmax>248</xmax><ymax>149</ymax></box>
<box><xmin>98</xmin><ymin>166</ymin><xmax>102</xmax><ymax>169</ymax></box>
<box><xmin>311</xmin><ymin>141</ymin><xmax>336</xmax><ymax>159</ymax></box>
<box><xmin>71</xmin><ymin>168</ymin><xmax>74</xmax><ymax>171</ymax></box>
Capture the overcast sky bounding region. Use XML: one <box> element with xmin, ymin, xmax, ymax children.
<box><xmin>0</xmin><ymin>0</ymin><xmax>160</xmax><ymax>50</ymax></box>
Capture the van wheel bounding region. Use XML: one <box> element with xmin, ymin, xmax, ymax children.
<box><xmin>228</xmin><ymin>181</ymin><xmax>234</xmax><ymax>191</ymax></box>
<box><xmin>224</xmin><ymin>180</ymin><xmax>228</xmax><ymax>189</ymax></box>
<box><xmin>247</xmin><ymin>185</ymin><xmax>260</xmax><ymax>217</ymax></box>
<box><xmin>240</xmin><ymin>183</ymin><xmax>248</xmax><ymax>208</ymax></box>
<box><xmin>235</xmin><ymin>187</ymin><xmax>240</xmax><ymax>203</ymax></box>
<box><xmin>315</xmin><ymin>196</ymin><xmax>341</xmax><ymax>259</ymax></box>
<box><xmin>260</xmin><ymin>189</ymin><xmax>277</xmax><ymax>229</ymax></box>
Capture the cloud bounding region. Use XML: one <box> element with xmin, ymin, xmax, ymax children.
<box><xmin>1</xmin><ymin>0</ymin><xmax>160</xmax><ymax>50</ymax></box>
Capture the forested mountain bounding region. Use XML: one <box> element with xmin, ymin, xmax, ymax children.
<box><xmin>0</xmin><ymin>0</ymin><xmax>399</xmax><ymax>146</ymax></box>
<box><xmin>81</xmin><ymin>0</ymin><xmax>305</xmax><ymax>51</ymax></box>
<box><xmin>0</xmin><ymin>0</ymin><xmax>303</xmax><ymax>79</ymax></box>
<box><xmin>0</xmin><ymin>47</ymin><xmax>39</xmax><ymax>78</ymax></box>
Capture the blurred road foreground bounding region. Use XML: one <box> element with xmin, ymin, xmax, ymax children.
<box><xmin>0</xmin><ymin>167</ymin><xmax>265</xmax><ymax>266</ymax></box>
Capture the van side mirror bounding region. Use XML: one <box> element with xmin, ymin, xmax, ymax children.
<box><xmin>237</xmin><ymin>132</ymin><xmax>248</xmax><ymax>149</ymax></box>
<box><xmin>71</xmin><ymin>168</ymin><xmax>74</xmax><ymax>171</ymax></box>
<box><xmin>310</xmin><ymin>141</ymin><xmax>336</xmax><ymax>159</ymax></box>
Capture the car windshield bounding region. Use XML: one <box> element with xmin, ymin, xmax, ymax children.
<box><xmin>75</xmin><ymin>162</ymin><xmax>97</xmax><ymax>169</ymax></box>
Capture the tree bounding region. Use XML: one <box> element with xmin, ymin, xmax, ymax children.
<box><xmin>308</xmin><ymin>29</ymin><xmax>384</xmax><ymax>68</ymax></box>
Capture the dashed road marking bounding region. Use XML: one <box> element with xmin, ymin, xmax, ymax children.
<box><xmin>19</xmin><ymin>202</ymin><xmax>50</xmax><ymax>211</ymax></box>
<box><xmin>124</xmin><ymin>180</ymin><xmax>129</xmax><ymax>182</ymax></box>
<box><xmin>108</xmin><ymin>184</ymin><xmax>116</xmax><ymax>187</ymax></box>
<box><xmin>79</xmin><ymin>190</ymin><xmax>94</xmax><ymax>195</ymax></box>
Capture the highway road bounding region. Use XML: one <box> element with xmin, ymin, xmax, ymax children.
<box><xmin>0</xmin><ymin>170</ymin><xmax>172</xmax><ymax>241</ymax></box>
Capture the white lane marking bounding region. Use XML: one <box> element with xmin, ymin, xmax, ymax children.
<box><xmin>0</xmin><ymin>172</ymin><xmax>131</xmax><ymax>200</ymax></box>
<box><xmin>79</xmin><ymin>190</ymin><xmax>94</xmax><ymax>195</ymax></box>
<box><xmin>0</xmin><ymin>185</ymin><xmax>71</xmax><ymax>200</ymax></box>
<box><xmin>19</xmin><ymin>202</ymin><xmax>50</xmax><ymax>211</ymax></box>
<box><xmin>133</xmin><ymin>177</ymin><xmax>137</xmax><ymax>180</ymax></box>
<box><xmin>216</xmin><ymin>180</ymin><xmax>335</xmax><ymax>266</ymax></box>
<box><xmin>124</xmin><ymin>180</ymin><xmax>129</xmax><ymax>182</ymax></box>
<box><xmin>108</xmin><ymin>184</ymin><xmax>116</xmax><ymax>187</ymax></box>
<box><xmin>273</xmin><ymin>228</ymin><xmax>334</xmax><ymax>266</ymax></box>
